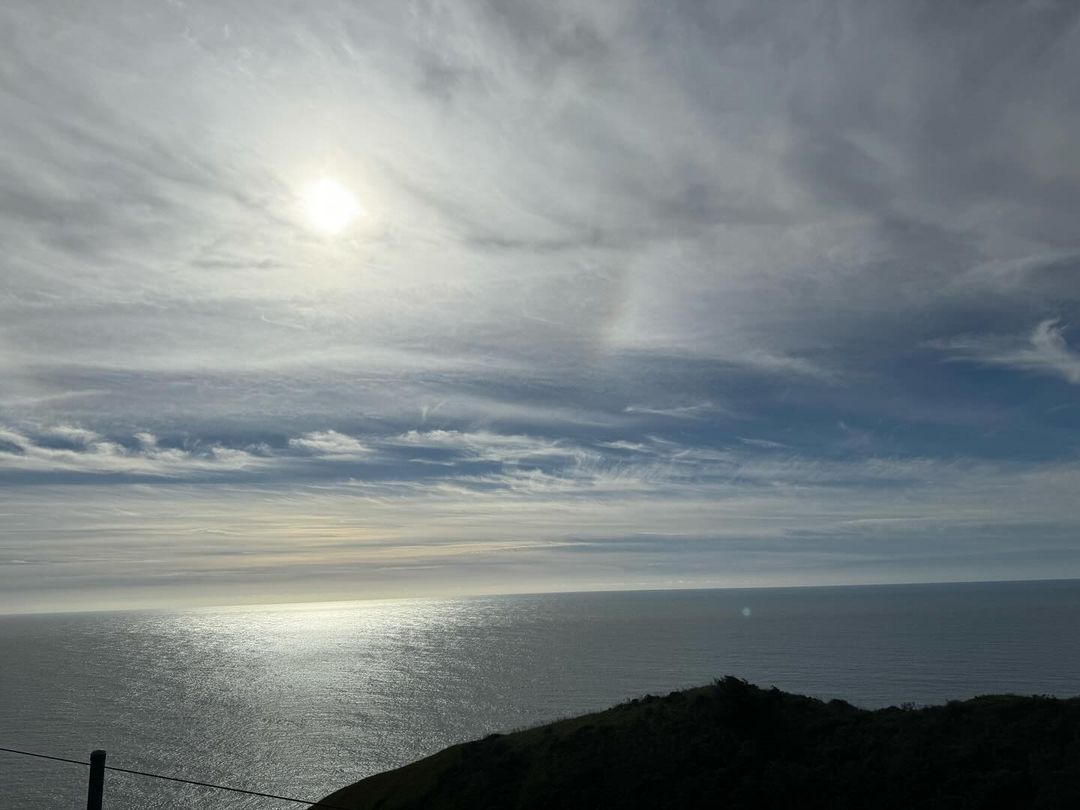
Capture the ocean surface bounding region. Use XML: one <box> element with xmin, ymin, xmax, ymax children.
<box><xmin>2</xmin><ymin>579</ymin><xmax>1079</xmax><ymax>809</ymax></box>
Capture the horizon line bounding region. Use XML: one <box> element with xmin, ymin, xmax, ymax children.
<box><xmin>4</xmin><ymin>575</ymin><xmax>1078</xmax><ymax>619</ymax></box>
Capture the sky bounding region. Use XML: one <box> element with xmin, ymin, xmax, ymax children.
<box><xmin>2</xmin><ymin>1</ymin><xmax>1080</xmax><ymax>613</ymax></box>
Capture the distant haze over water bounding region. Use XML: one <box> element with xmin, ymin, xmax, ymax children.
<box><xmin>2</xmin><ymin>579</ymin><xmax>1078</xmax><ymax>809</ymax></box>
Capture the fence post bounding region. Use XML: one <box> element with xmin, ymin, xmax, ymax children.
<box><xmin>87</xmin><ymin>749</ymin><xmax>106</xmax><ymax>810</ymax></box>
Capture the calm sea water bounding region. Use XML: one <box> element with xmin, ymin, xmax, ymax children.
<box><xmin>2</xmin><ymin>580</ymin><xmax>1078</xmax><ymax>809</ymax></box>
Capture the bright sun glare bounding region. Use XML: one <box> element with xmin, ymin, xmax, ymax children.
<box><xmin>302</xmin><ymin>178</ymin><xmax>362</xmax><ymax>234</ymax></box>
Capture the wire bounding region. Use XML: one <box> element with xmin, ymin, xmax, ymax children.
<box><xmin>0</xmin><ymin>745</ymin><xmax>358</xmax><ymax>809</ymax></box>
<box><xmin>102</xmin><ymin>764</ymin><xmax>357</xmax><ymax>809</ymax></box>
<box><xmin>0</xmin><ymin>747</ymin><xmax>88</xmax><ymax>767</ymax></box>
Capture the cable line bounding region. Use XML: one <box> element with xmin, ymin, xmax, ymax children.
<box><xmin>0</xmin><ymin>746</ymin><xmax>88</xmax><ymax>767</ymax></box>
<box><xmin>0</xmin><ymin>745</ymin><xmax>357</xmax><ymax>809</ymax></box>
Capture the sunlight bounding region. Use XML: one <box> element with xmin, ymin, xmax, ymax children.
<box><xmin>302</xmin><ymin>178</ymin><xmax>362</xmax><ymax>234</ymax></box>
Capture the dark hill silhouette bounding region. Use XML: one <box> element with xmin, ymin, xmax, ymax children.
<box><xmin>314</xmin><ymin>677</ymin><xmax>1080</xmax><ymax>810</ymax></box>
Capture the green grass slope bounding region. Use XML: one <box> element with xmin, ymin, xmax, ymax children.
<box><xmin>314</xmin><ymin>677</ymin><xmax>1080</xmax><ymax>810</ymax></box>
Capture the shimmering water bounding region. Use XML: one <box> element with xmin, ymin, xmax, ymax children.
<box><xmin>2</xmin><ymin>580</ymin><xmax>1078</xmax><ymax>809</ymax></box>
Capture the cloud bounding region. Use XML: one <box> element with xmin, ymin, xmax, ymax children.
<box><xmin>738</xmin><ymin>437</ymin><xmax>788</xmax><ymax>449</ymax></box>
<box><xmin>43</xmin><ymin>425</ymin><xmax>102</xmax><ymax>444</ymax></box>
<box><xmin>2</xmin><ymin>0</ymin><xmax>1075</xmax><ymax>403</ymax></box>
<box><xmin>623</xmin><ymin>401</ymin><xmax>729</xmax><ymax>419</ymax></box>
<box><xmin>933</xmin><ymin>319</ymin><xmax>1080</xmax><ymax>384</ymax></box>
<box><xmin>0</xmin><ymin>426</ymin><xmax>270</xmax><ymax>477</ymax></box>
<box><xmin>288</xmin><ymin>430</ymin><xmax>370</xmax><ymax>458</ymax></box>
<box><xmin>0</xmin><ymin>425</ymin><xmax>374</xmax><ymax>478</ymax></box>
<box><xmin>393</xmin><ymin>429</ymin><xmax>593</xmax><ymax>465</ymax></box>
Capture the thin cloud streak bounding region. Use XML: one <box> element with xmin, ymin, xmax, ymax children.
<box><xmin>934</xmin><ymin>319</ymin><xmax>1080</xmax><ymax>385</ymax></box>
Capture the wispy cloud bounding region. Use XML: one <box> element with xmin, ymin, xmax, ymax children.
<box><xmin>738</xmin><ymin>437</ymin><xmax>788</xmax><ymax>450</ymax></box>
<box><xmin>392</xmin><ymin>429</ymin><xmax>594</xmax><ymax>464</ymax></box>
<box><xmin>933</xmin><ymin>319</ymin><xmax>1080</xmax><ymax>385</ymax></box>
<box><xmin>288</xmin><ymin>430</ymin><xmax>370</xmax><ymax>458</ymax></box>
<box><xmin>0</xmin><ymin>426</ymin><xmax>270</xmax><ymax>477</ymax></box>
<box><xmin>623</xmin><ymin>401</ymin><xmax>728</xmax><ymax>419</ymax></box>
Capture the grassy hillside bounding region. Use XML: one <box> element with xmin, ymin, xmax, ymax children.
<box><xmin>314</xmin><ymin>677</ymin><xmax>1080</xmax><ymax>810</ymax></box>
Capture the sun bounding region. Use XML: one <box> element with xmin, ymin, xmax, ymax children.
<box><xmin>302</xmin><ymin>178</ymin><xmax>362</xmax><ymax>234</ymax></box>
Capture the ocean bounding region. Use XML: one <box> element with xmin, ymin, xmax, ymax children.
<box><xmin>2</xmin><ymin>579</ymin><xmax>1078</xmax><ymax>809</ymax></box>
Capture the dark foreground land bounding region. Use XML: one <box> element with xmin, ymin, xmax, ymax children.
<box><xmin>315</xmin><ymin>677</ymin><xmax>1080</xmax><ymax>810</ymax></box>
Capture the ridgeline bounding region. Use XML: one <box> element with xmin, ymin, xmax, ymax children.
<box><xmin>315</xmin><ymin>677</ymin><xmax>1080</xmax><ymax>810</ymax></box>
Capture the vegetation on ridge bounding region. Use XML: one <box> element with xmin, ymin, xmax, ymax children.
<box><xmin>315</xmin><ymin>677</ymin><xmax>1080</xmax><ymax>810</ymax></box>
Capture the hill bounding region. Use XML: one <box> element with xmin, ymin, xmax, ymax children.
<box><xmin>313</xmin><ymin>677</ymin><xmax>1080</xmax><ymax>810</ymax></box>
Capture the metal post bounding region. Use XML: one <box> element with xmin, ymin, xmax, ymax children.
<box><xmin>87</xmin><ymin>749</ymin><xmax>106</xmax><ymax>810</ymax></box>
